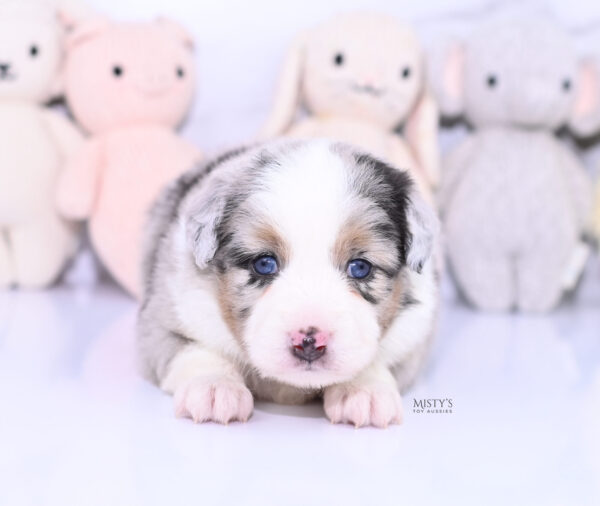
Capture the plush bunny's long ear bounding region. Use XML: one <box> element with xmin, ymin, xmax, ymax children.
<box><xmin>432</xmin><ymin>40</ymin><xmax>465</xmax><ymax>118</ymax></box>
<box><xmin>404</xmin><ymin>90</ymin><xmax>441</xmax><ymax>189</ymax></box>
<box><xmin>569</xmin><ymin>59</ymin><xmax>600</xmax><ymax>138</ymax></box>
<box><xmin>258</xmin><ymin>33</ymin><xmax>307</xmax><ymax>139</ymax></box>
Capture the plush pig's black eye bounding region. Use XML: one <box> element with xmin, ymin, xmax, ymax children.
<box><xmin>176</xmin><ymin>66</ymin><xmax>185</xmax><ymax>79</ymax></box>
<box><xmin>112</xmin><ymin>65</ymin><xmax>124</xmax><ymax>78</ymax></box>
<box><xmin>401</xmin><ymin>66</ymin><xmax>411</xmax><ymax>79</ymax></box>
<box><xmin>29</xmin><ymin>45</ymin><xmax>39</xmax><ymax>58</ymax></box>
<box><xmin>487</xmin><ymin>74</ymin><xmax>498</xmax><ymax>88</ymax></box>
<box><xmin>334</xmin><ymin>53</ymin><xmax>344</xmax><ymax>66</ymax></box>
<box><xmin>562</xmin><ymin>78</ymin><xmax>571</xmax><ymax>92</ymax></box>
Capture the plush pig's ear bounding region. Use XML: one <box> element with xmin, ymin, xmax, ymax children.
<box><xmin>56</xmin><ymin>0</ymin><xmax>99</xmax><ymax>30</ymax></box>
<box><xmin>569</xmin><ymin>59</ymin><xmax>600</xmax><ymax>137</ymax></box>
<box><xmin>404</xmin><ymin>90</ymin><xmax>441</xmax><ymax>189</ymax></box>
<box><xmin>258</xmin><ymin>32</ymin><xmax>308</xmax><ymax>139</ymax></box>
<box><xmin>157</xmin><ymin>17</ymin><xmax>194</xmax><ymax>50</ymax></box>
<box><xmin>63</xmin><ymin>16</ymin><xmax>111</xmax><ymax>50</ymax></box>
<box><xmin>432</xmin><ymin>40</ymin><xmax>465</xmax><ymax>118</ymax></box>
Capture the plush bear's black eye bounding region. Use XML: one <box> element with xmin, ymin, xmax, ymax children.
<box><xmin>29</xmin><ymin>45</ymin><xmax>39</xmax><ymax>58</ymax></box>
<box><xmin>176</xmin><ymin>66</ymin><xmax>185</xmax><ymax>79</ymax></box>
<box><xmin>487</xmin><ymin>74</ymin><xmax>498</xmax><ymax>88</ymax></box>
<box><xmin>401</xmin><ymin>66</ymin><xmax>411</xmax><ymax>79</ymax></box>
<box><xmin>562</xmin><ymin>78</ymin><xmax>571</xmax><ymax>92</ymax></box>
<box><xmin>333</xmin><ymin>53</ymin><xmax>344</xmax><ymax>66</ymax></box>
<box><xmin>112</xmin><ymin>65</ymin><xmax>123</xmax><ymax>78</ymax></box>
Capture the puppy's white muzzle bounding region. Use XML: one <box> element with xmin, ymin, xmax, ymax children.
<box><xmin>244</xmin><ymin>269</ymin><xmax>380</xmax><ymax>388</ymax></box>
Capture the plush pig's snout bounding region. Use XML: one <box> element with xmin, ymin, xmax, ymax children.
<box><xmin>290</xmin><ymin>326</ymin><xmax>329</xmax><ymax>363</ymax></box>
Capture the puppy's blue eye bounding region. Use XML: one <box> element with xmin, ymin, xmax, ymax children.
<box><xmin>347</xmin><ymin>259</ymin><xmax>372</xmax><ymax>279</ymax></box>
<box><xmin>253</xmin><ymin>255</ymin><xmax>278</xmax><ymax>276</ymax></box>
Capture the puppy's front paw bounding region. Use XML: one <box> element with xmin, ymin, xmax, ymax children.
<box><xmin>174</xmin><ymin>376</ymin><xmax>254</xmax><ymax>424</ymax></box>
<box><xmin>324</xmin><ymin>382</ymin><xmax>403</xmax><ymax>428</ymax></box>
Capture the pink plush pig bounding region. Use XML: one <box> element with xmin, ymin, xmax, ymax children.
<box><xmin>57</xmin><ymin>17</ymin><xmax>201</xmax><ymax>297</ymax></box>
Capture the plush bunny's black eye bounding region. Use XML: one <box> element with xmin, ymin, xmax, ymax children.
<box><xmin>112</xmin><ymin>65</ymin><xmax>123</xmax><ymax>78</ymax></box>
<box><xmin>401</xmin><ymin>66</ymin><xmax>411</xmax><ymax>79</ymax></box>
<box><xmin>29</xmin><ymin>45</ymin><xmax>39</xmax><ymax>58</ymax></box>
<box><xmin>176</xmin><ymin>66</ymin><xmax>185</xmax><ymax>79</ymax></box>
<box><xmin>487</xmin><ymin>74</ymin><xmax>498</xmax><ymax>88</ymax></box>
<box><xmin>333</xmin><ymin>53</ymin><xmax>344</xmax><ymax>66</ymax></box>
<box><xmin>562</xmin><ymin>78</ymin><xmax>571</xmax><ymax>92</ymax></box>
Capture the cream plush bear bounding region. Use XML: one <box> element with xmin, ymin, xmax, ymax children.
<box><xmin>260</xmin><ymin>12</ymin><xmax>439</xmax><ymax>200</ymax></box>
<box><xmin>434</xmin><ymin>17</ymin><xmax>598</xmax><ymax>312</ymax></box>
<box><xmin>0</xmin><ymin>0</ymin><xmax>82</xmax><ymax>289</ymax></box>
<box><xmin>57</xmin><ymin>17</ymin><xmax>201</xmax><ymax>298</ymax></box>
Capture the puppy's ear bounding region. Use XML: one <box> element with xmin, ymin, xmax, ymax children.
<box><xmin>184</xmin><ymin>178</ymin><xmax>229</xmax><ymax>269</ymax></box>
<box><xmin>405</xmin><ymin>187</ymin><xmax>439</xmax><ymax>273</ymax></box>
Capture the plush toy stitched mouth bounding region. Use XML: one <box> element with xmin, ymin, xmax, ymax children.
<box><xmin>134</xmin><ymin>84</ymin><xmax>173</xmax><ymax>98</ymax></box>
<box><xmin>0</xmin><ymin>73</ymin><xmax>17</xmax><ymax>81</ymax></box>
<box><xmin>351</xmin><ymin>83</ymin><xmax>385</xmax><ymax>97</ymax></box>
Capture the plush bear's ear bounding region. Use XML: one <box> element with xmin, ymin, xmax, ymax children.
<box><xmin>569</xmin><ymin>59</ymin><xmax>600</xmax><ymax>138</ymax></box>
<box><xmin>433</xmin><ymin>40</ymin><xmax>465</xmax><ymax>118</ymax></box>
<box><xmin>64</xmin><ymin>16</ymin><xmax>111</xmax><ymax>50</ymax></box>
<box><xmin>156</xmin><ymin>17</ymin><xmax>194</xmax><ymax>51</ymax></box>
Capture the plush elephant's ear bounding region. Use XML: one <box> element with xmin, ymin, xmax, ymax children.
<box><xmin>257</xmin><ymin>32</ymin><xmax>308</xmax><ymax>140</ymax></box>
<box><xmin>569</xmin><ymin>59</ymin><xmax>600</xmax><ymax>138</ymax></box>
<box><xmin>432</xmin><ymin>40</ymin><xmax>465</xmax><ymax>118</ymax></box>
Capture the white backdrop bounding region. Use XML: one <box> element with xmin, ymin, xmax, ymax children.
<box><xmin>72</xmin><ymin>0</ymin><xmax>600</xmax><ymax>167</ymax></box>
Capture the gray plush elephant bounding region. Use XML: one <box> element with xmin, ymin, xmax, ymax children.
<box><xmin>434</xmin><ymin>17</ymin><xmax>600</xmax><ymax>312</ymax></box>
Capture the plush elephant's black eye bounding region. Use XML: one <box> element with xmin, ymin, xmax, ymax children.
<box><xmin>562</xmin><ymin>78</ymin><xmax>571</xmax><ymax>92</ymax></box>
<box><xmin>333</xmin><ymin>53</ymin><xmax>344</xmax><ymax>66</ymax></box>
<box><xmin>176</xmin><ymin>66</ymin><xmax>185</xmax><ymax>78</ymax></box>
<box><xmin>112</xmin><ymin>65</ymin><xmax>123</xmax><ymax>77</ymax></box>
<box><xmin>487</xmin><ymin>74</ymin><xmax>498</xmax><ymax>88</ymax></box>
<box><xmin>401</xmin><ymin>66</ymin><xmax>411</xmax><ymax>79</ymax></box>
<box><xmin>29</xmin><ymin>45</ymin><xmax>39</xmax><ymax>58</ymax></box>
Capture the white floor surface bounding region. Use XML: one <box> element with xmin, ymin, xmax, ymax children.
<box><xmin>1</xmin><ymin>262</ymin><xmax>599</xmax><ymax>506</ymax></box>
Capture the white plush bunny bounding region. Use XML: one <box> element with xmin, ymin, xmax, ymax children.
<box><xmin>259</xmin><ymin>12</ymin><xmax>440</xmax><ymax>200</ymax></box>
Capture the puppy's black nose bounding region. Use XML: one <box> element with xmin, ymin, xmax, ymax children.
<box><xmin>0</xmin><ymin>63</ymin><xmax>11</xmax><ymax>74</ymax></box>
<box><xmin>292</xmin><ymin>330</ymin><xmax>326</xmax><ymax>363</ymax></box>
